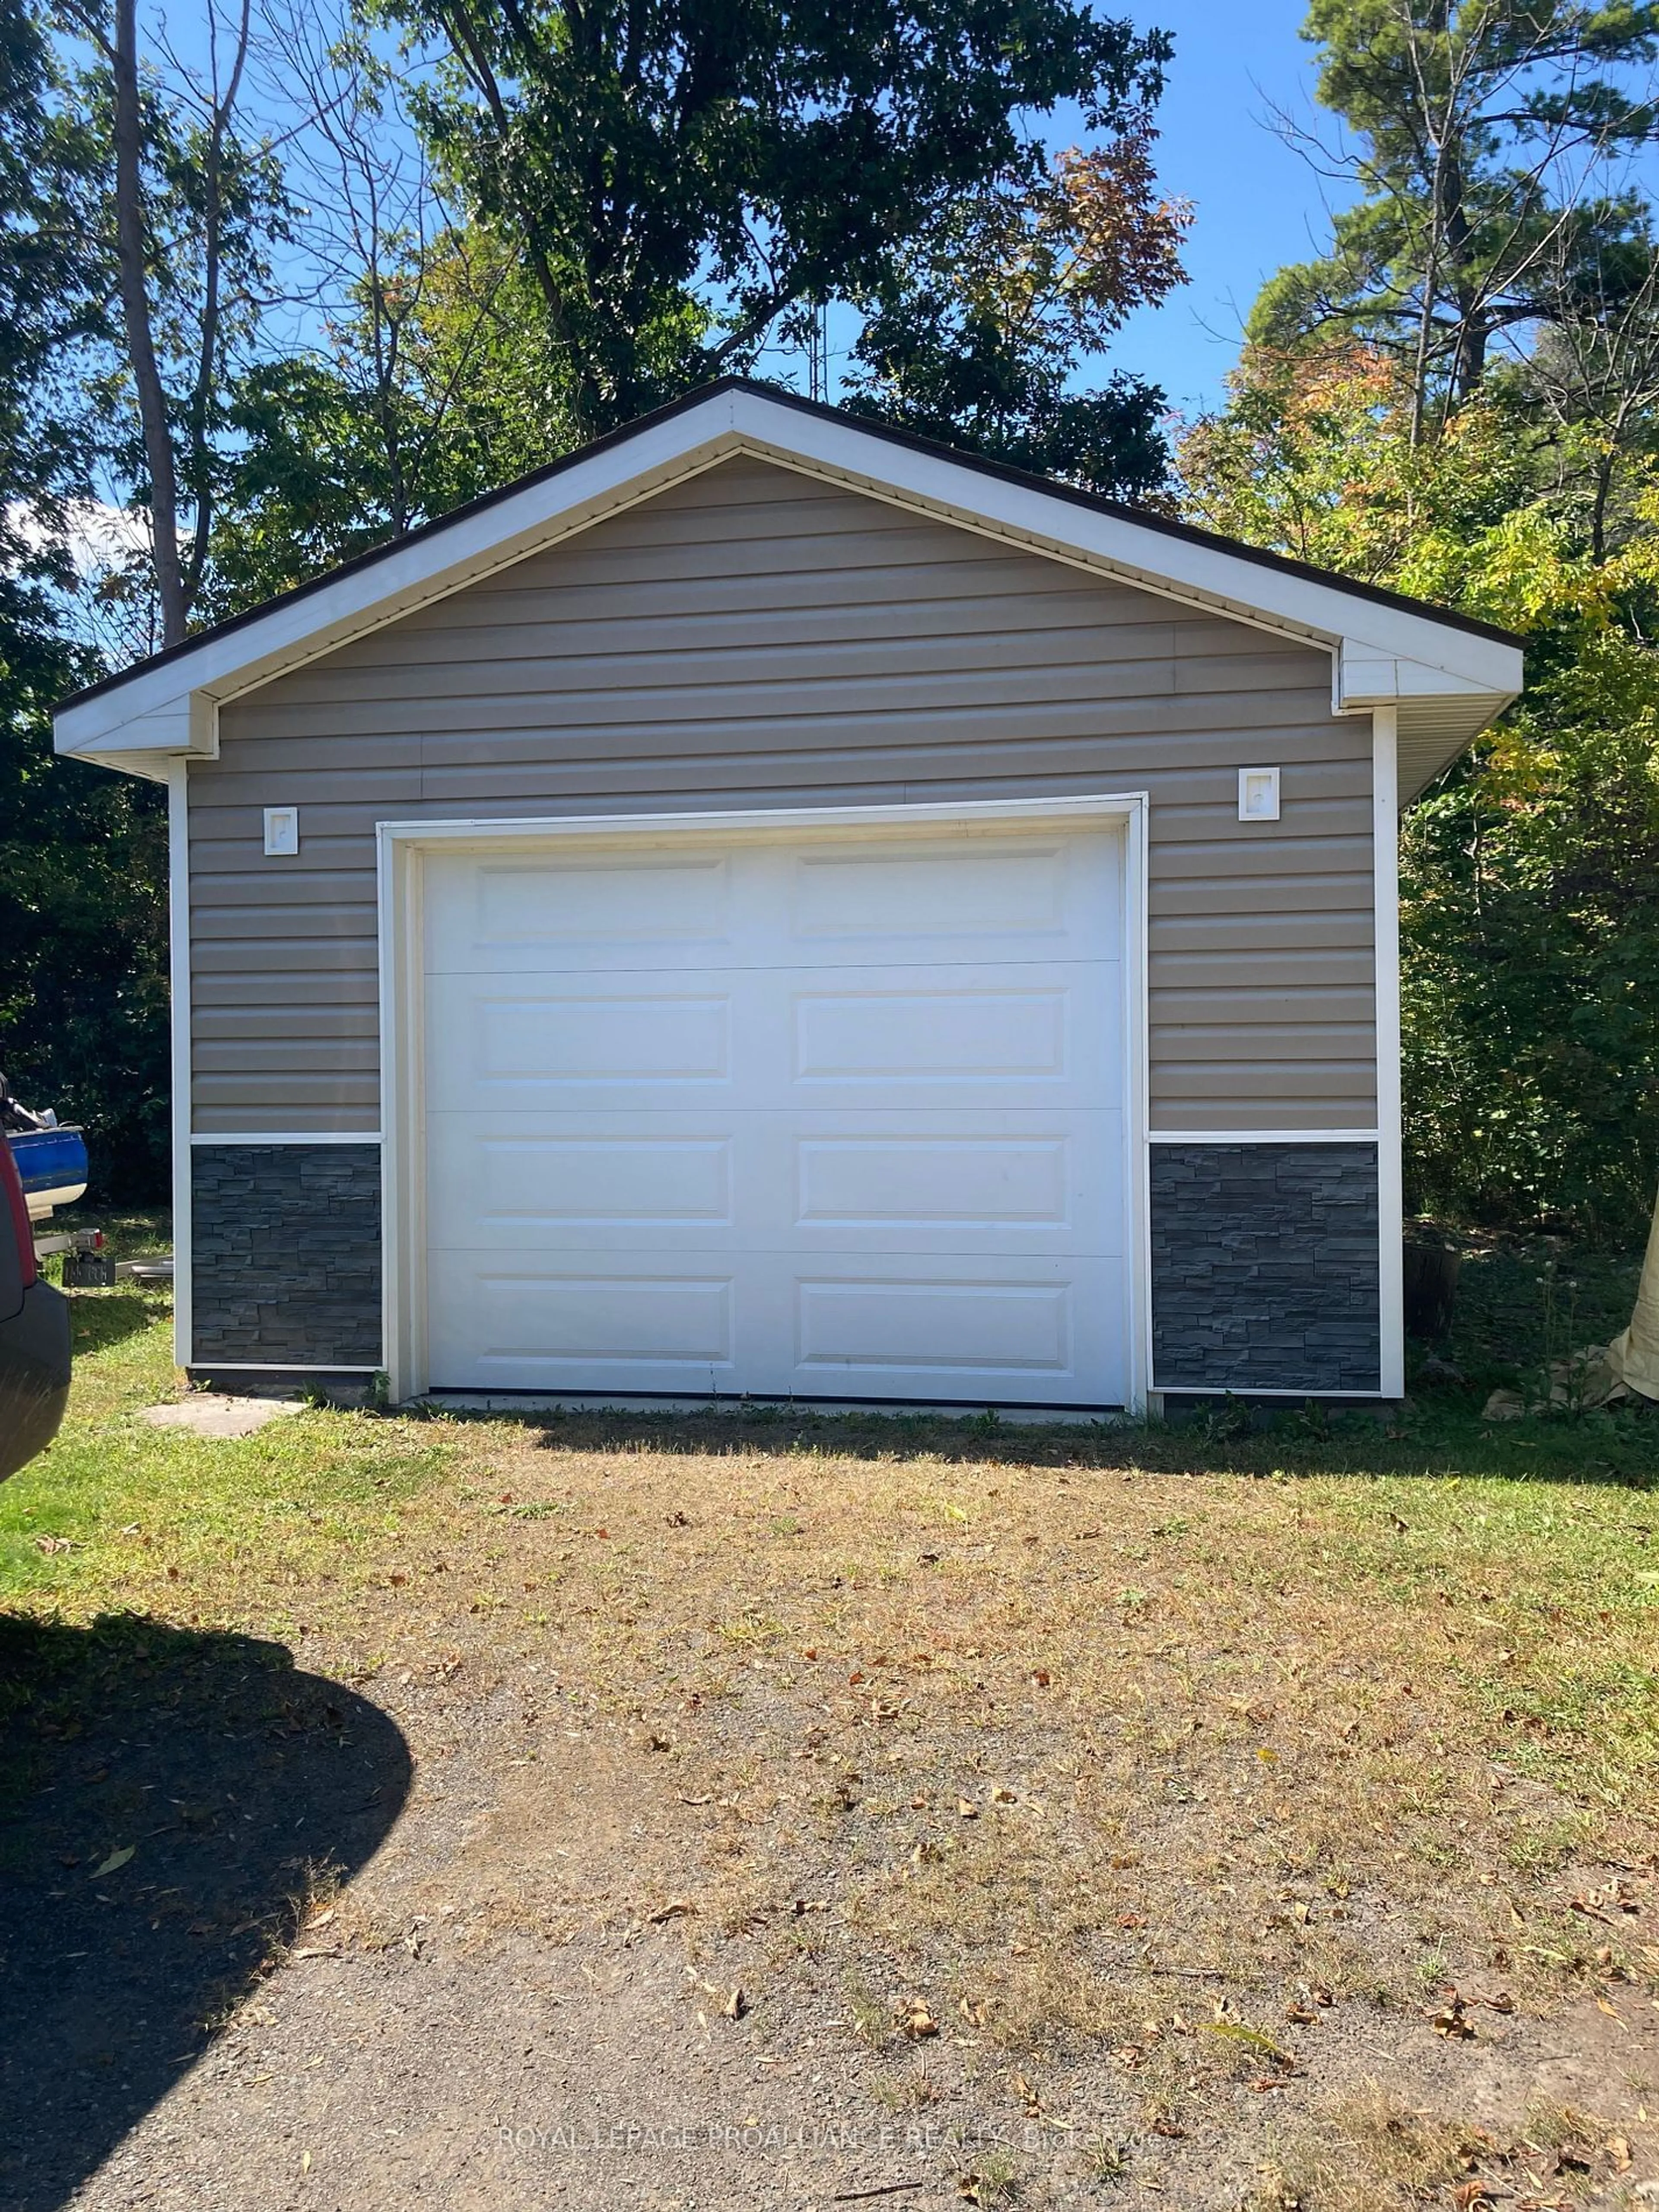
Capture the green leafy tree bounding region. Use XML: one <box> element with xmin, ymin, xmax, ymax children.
<box><xmin>1180</xmin><ymin>339</ymin><xmax>1659</xmax><ymax>1231</ymax></box>
<box><xmin>202</xmin><ymin>5</ymin><xmax>582</xmax><ymax>608</ymax></box>
<box><xmin>1255</xmin><ymin>0</ymin><xmax>1659</xmax><ymax>434</ymax></box>
<box><xmin>0</xmin><ymin>0</ymin><xmax>167</xmax><ymax>1201</ymax></box>
<box><xmin>381</xmin><ymin>0</ymin><xmax>1175</xmax><ymax>438</ymax></box>
<box><xmin>844</xmin><ymin>134</ymin><xmax>1192</xmax><ymax>496</ymax></box>
<box><xmin>208</xmin><ymin>231</ymin><xmax>576</xmax><ymax>610</ymax></box>
<box><xmin>0</xmin><ymin>615</ymin><xmax>170</xmax><ymax>1204</ymax></box>
<box><xmin>54</xmin><ymin>0</ymin><xmax>289</xmax><ymax>648</ymax></box>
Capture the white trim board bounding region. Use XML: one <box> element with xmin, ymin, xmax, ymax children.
<box><xmin>1371</xmin><ymin>704</ymin><xmax>1406</xmax><ymax>1397</ymax></box>
<box><xmin>187</xmin><ymin>1362</ymin><xmax>381</xmax><ymax>1373</ymax></box>
<box><xmin>167</xmin><ymin>758</ymin><xmax>193</xmax><ymax>1370</ymax></box>
<box><xmin>188</xmin><ymin>1131</ymin><xmax>383</xmax><ymax>1145</ymax></box>
<box><xmin>1148</xmin><ymin>1131</ymin><xmax>1382</xmax><ymax>1146</ymax></box>
<box><xmin>54</xmin><ymin>383</ymin><xmax>1521</xmax><ymax>788</ymax></box>
<box><xmin>184</xmin><ymin>1123</ymin><xmax>1390</xmax><ymax>1151</ymax></box>
<box><xmin>377</xmin><ymin>791</ymin><xmax>1152</xmax><ymax>1413</ymax></box>
<box><xmin>373</xmin><ymin>792</ymin><xmax>1148</xmax><ymax>845</ymax></box>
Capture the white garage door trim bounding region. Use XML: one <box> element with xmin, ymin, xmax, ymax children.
<box><xmin>378</xmin><ymin>794</ymin><xmax>1150</xmax><ymax>1410</ymax></box>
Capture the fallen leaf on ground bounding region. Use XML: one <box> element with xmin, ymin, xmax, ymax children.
<box><xmin>1204</xmin><ymin>2021</ymin><xmax>1294</xmax><ymax>2069</ymax></box>
<box><xmin>90</xmin><ymin>1846</ymin><xmax>134</xmax><ymax>1879</ymax></box>
<box><xmin>1429</xmin><ymin>1993</ymin><xmax>1476</xmax><ymax>2040</ymax></box>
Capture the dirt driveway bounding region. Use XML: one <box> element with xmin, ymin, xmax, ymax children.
<box><xmin>4</xmin><ymin>1403</ymin><xmax>1659</xmax><ymax>2210</ymax></box>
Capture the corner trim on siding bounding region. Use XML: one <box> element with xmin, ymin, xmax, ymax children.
<box><xmin>377</xmin><ymin>792</ymin><xmax>1153</xmax><ymax>1414</ymax></box>
<box><xmin>187</xmin><ymin>1131</ymin><xmax>384</xmax><ymax>1145</ymax></box>
<box><xmin>1126</xmin><ymin>795</ymin><xmax>1152</xmax><ymax>1421</ymax></box>
<box><xmin>1371</xmin><ymin>704</ymin><xmax>1406</xmax><ymax>1395</ymax></box>
<box><xmin>168</xmin><ymin>756</ymin><xmax>194</xmax><ymax>1368</ymax></box>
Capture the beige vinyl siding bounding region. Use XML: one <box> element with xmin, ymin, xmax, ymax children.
<box><xmin>190</xmin><ymin>455</ymin><xmax>1375</xmax><ymax>1134</ymax></box>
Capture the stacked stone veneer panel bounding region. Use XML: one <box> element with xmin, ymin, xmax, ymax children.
<box><xmin>1150</xmin><ymin>1142</ymin><xmax>1381</xmax><ymax>1392</ymax></box>
<box><xmin>190</xmin><ymin>1145</ymin><xmax>382</xmax><ymax>1366</ymax></box>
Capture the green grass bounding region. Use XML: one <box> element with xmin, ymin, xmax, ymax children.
<box><xmin>6</xmin><ymin>1232</ymin><xmax>1658</xmax><ymax>1652</ymax></box>
<box><xmin>0</xmin><ymin>1283</ymin><xmax>457</xmax><ymax>1625</ymax></box>
<box><xmin>3</xmin><ymin>1272</ymin><xmax>1656</xmax><ymax>2133</ymax></box>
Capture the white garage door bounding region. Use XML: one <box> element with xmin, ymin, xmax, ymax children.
<box><xmin>420</xmin><ymin>820</ymin><xmax>1128</xmax><ymax>1405</ymax></box>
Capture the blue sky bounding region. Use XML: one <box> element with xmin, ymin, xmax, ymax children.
<box><xmin>1092</xmin><ymin>0</ymin><xmax>1352</xmax><ymax>418</ymax></box>
<box><xmin>782</xmin><ymin>0</ymin><xmax>1354</xmax><ymax>424</ymax></box>
<box><xmin>151</xmin><ymin>0</ymin><xmax>1352</xmax><ymax>428</ymax></box>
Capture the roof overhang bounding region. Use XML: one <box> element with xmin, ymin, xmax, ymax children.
<box><xmin>53</xmin><ymin>381</ymin><xmax>1522</xmax><ymax>801</ymax></box>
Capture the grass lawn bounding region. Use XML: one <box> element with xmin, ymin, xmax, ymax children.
<box><xmin>3</xmin><ymin>1230</ymin><xmax>1657</xmax><ymax>2210</ymax></box>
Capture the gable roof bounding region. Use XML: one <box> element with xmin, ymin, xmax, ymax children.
<box><xmin>53</xmin><ymin>376</ymin><xmax>1523</xmax><ymax>801</ymax></box>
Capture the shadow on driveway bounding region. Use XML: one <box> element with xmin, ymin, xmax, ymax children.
<box><xmin>0</xmin><ymin>1612</ymin><xmax>409</xmax><ymax>2212</ymax></box>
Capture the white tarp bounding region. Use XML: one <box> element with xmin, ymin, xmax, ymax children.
<box><xmin>1610</xmin><ymin>1188</ymin><xmax>1659</xmax><ymax>1402</ymax></box>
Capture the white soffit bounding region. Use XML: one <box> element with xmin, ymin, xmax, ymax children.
<box><xmin>53</xmin><ymin>382</ymin><xmax>1523</xmax><ymax>787</ymax></box>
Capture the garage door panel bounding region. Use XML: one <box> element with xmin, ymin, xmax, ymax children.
<box><xmin>789</xmin><ymin>1114</ymin><xmax>1123</xmax><ymax>1253</ymax></box>
<box><xmin>424</xmin><ymin>975</ymin><xmax>733</xmax><ymax>1110</ymax></box>
<box><xmin>429</xmin><ymin>1259</ymin><xmax>736</xmax><ymax>1389</ymax></box>
<box><xmin>777</xmin><ymin>962</ymin><xmax>1121</xmax><ymax>1106</ymax></box>
<box><xmin>782</xmin><ymin>1252</ymin><xmax>1125</xmax><ymax>1399</ymax></box>
<box><xmin>784</xmin><ymin>836</ymin><xmax>1117</xmax><ymax>953</ymax></box>
<box><xmin>422</xmin><ymin>831</ymin><xmax>1123</xmax><ymax>976</ymax></box>
<box><xmin>424</xmin><ymin>849</ymin><xmax>737</xmax><ymax>971</ymax></box>
<box><xmin>797</xmin><ymin>1278</ymin><xmax>1068</xmax><ymax>1374</ymax></box>
<box><xmin>427</xmin><ymin>1250</ymin><xmax>1122</xmax><ymax>1402</ymax></box>
<box><xmin>426</xmin><ymin>963</ymin><xmax>1120</xmax><ymax>1112</ymax></box>
<box><xmin>426</xmin><ymin>1107</ymin><xmax>1122</xmax><ymax>1257</ymax></box>
<box><xmin>426</xmin><ymin>1125</ymin><xmax>734</xmax><ymax>1246</ymax></box>
<box><xmin>797</xmin><ymin>1133</ymin><xmax>1068</xmax><ymax>1228</ymax></box>
<box><xmin>420</xmin><ymin>823</ymin><xmax>1131</xmax><ymax>1404</ymax></box>
<box><xmin>792</xmin><ymin>982</ymin><xmax>1070</xmax><ymax>1087</ymax></box>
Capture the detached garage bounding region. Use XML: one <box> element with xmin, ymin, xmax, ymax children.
<box><xmin>53</xmin><ymin>380</ymin><xmax>1522</xmax><ymax>1412</ymax></box>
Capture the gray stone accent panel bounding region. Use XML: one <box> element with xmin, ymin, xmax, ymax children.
<box><xmin>1150</xmin><ymin>1143</ymin><xmax>1380</xmax><ymax>1393</ymax></box>
<box><xmin>191</xmin><ymin>1145</ymin><xmax>381</xmax><ymax>1366</ymax></box>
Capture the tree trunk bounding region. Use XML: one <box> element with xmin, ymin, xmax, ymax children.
<box><xmin>111</xmin><ymin>0</ymin><xmax>187</xmax><ymax>646</ymax></box>
<box><xmin>1451</xmin><ymin>300</ymin><xmax>1487</xmax><ymax>402</ymax></box>
<box><xmin>1590</xmin><ymin>446</ymin><xmax>1614</xmax><ymax>564</ymax></box>
<box><xmin>1439</xmin><ymin>150</ymin><xmax>1486</xmax><ymax>407</ymax></box>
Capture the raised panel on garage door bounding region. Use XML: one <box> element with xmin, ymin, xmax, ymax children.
<box><xmin>421</xmin><ymin>823</ymin><xmax>1129</xmax><ymax>1404</ymax></box>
